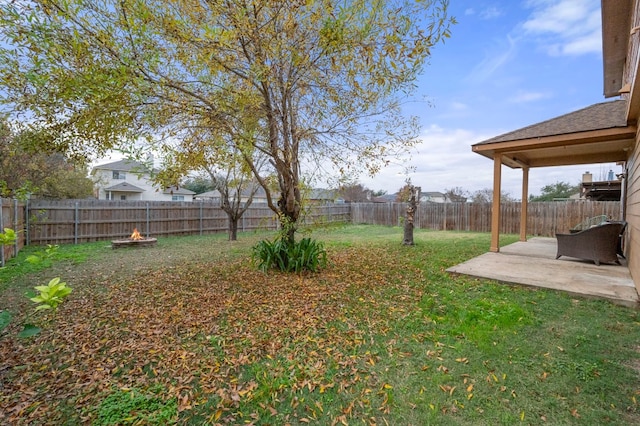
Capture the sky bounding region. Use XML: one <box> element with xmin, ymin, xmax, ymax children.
<box><xmin>94</xmin><ymin>0</ymin><xmax>621</xmax><ymax>200</ymax></box>
<box><xmin>355</xmin><ymin>0</ymin><xmax>621</xmax><ymax>199</ymax></box>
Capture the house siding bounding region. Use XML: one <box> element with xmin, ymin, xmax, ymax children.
<box><xmin>623</xmin><ymin>0</ymin><xmax>640</xmax><ymax>293</ymax></box>
<box><xmin>627</xmin><ymin>127</ymin><xmax>640</xmax><ymax>293</ymax></box>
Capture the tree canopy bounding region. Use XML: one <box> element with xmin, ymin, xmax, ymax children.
<box><xmin>529</xmin><ymin>181</ymin><xmax>580</xmax><ymax>202</ymax></box>
<box><xmin>470</xmin><ymin>188</ymin><xmax>515</xmax><ymax>204</ymax></box>
<box><xmin>0</xmin><ymin>0</ymin><xmax>454</xmax><ymax>240</ymax></box>
<box><xmin>444</xmin><ymin>186</ymin><xmax>468</xmax><ymax>203</ymax></box>
<box><xmin>0</xmin><ymin>120</ymin><xmax>94</xmax><ymax>199</ymax></box>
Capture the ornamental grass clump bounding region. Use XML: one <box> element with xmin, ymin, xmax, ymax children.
<box><xmin>252</xmin><ymin>236</ymin><xmax>327</xmax><ymax>273</ymax></box>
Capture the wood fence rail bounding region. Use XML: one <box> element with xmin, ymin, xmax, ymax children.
<box><xmin>350</xmin><ymin>201</ymin><xmax>621</xmax><ymax>235</ymax></box>
<box><xmin>0</xmin><ymin>198</ymin><xmax>621</xmax><ymax>266</ymax></box>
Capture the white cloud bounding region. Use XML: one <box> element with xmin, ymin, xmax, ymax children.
<box><xmin>450</xmin><ymin>101</ymin><xmax>469</xmax><ymax>111</ymax></box>
<box><xmin>480</xmin><ymin>6</ymin><xmax>503</xmax><ymax>20</ymax></box>
<box><xmin>522</xmin><ymin>0</ymin><xmax>601</xmax><ymax>56</ymax></box>
<box><xmin>358</xmin><ymin>126</ymin><xmax>506</xmax><ymax>194</ymax></box>
<box><xmin>508</xmin><ymin>90</ymin><xmax>552</xmax><ymax>103</ymax></box>
<box><xmin>467</xmin><ymin>34</ymin><xmax>518</xmax><ymax>83</ymax></box>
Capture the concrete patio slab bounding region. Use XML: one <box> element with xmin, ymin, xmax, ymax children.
<box><xmin>447</xmin><ymin>237</ymin><xmax>639</xmax><ymax>308</ymax></box>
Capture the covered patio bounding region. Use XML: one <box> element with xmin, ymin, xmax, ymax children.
<box><xmin>451</xmin><ymin>99</ymin><xmax>639</xmax><ymax>306</ymax></box>
<box><xmin>471</xmin><ymin>100</ymin><xmax>635</xmax><ymax>252</ymax></box>
<box><xmin>447</xmin><ymin>237</ymin><xmax>638</xmax><ymax>308</ymax></box>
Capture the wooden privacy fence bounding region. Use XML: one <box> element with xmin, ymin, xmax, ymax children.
<box><xmin>0</xmin><ymin>198</ymin><xmax>621</xmax><ymax>265</ymax></box>
<box><xmin>351</xmin><ymin>201</ymin><xmax>621</xmax><ymax>236</ymax></box>
<box><xmin>25</xmin><ymin>200</ymin><xmax>351</xmax><ymax>245</ymax></box>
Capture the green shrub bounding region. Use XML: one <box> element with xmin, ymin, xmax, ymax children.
<box><xmin>252</xmin><ymin>237</ymin><xmax>327</xmax><ymax>273</ymax></box>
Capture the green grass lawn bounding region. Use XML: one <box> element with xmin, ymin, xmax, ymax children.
<box><xmin>1</xmin><ymin>225</ymin><xmax>638</xmax><ymax>425</ymax></box>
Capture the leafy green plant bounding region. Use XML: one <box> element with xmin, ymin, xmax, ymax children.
<box><xmin>0</xmin><ymin>227</ymin><xmax>17</xmax><ymax>245</ymax></box>
<box><xmin>30</xmin><ymin>277</ymin><xmax>72</xmax><ymax>311</ymax></box>
<box><xmin>252</xmin><ymin>236</ymin><xmax>327</xmax><ymax>273</ymax></box>
<box><xmin>25</xmin><ymin>244</ymin><xmax>59</xmax><ymax>265</ymax></box>
<box><xmin>95</xmin><ymin>386</ymin><xmax>177</xmax><ymax>425</ymax></box>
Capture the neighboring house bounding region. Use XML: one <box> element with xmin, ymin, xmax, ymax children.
<box><xmin>372</xmin><ymin>193</ymin><xmax>398</xmax><ymax>203</ymax></box>
<box><xmin>195</xmin><ymin>187</ymin><xmax>340</xmax><ymax>205</ymax></box>
<box><xmin>193</xmin><ymin>190</ymin><xmax>222</xmax><ymax>203</ymax></box>
<box><xmin>421</xmin><ymin>191</ymin><xmax>447</xmax><ymax>203</ymax></box>
<box><xmin>194</xmin><ymin>186</ymin><xmax>269</xmax><ymax>204</ymax></box>
<box><xmin>580</xmin><ymin>171</ymin><xmax>622</xmax><ymax>201</ymax></box>
<box><xmin>306</xmin><ymin>188</ymin><xmax>339</xmax><ymax>204</ymax></box>
<box><xmin>471</xmin><ymin>0</ymin><xmax>640</xmax><ymax>294</ymax></box>
<box><xmin>92</xmin><ymin>159</ymin><xmax>195</xmax><ymax>202</ymax></box>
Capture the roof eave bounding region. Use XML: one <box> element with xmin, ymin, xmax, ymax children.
<box><xmin>602</xmin><ymin>0</ymin><xmax>631</xmax><ymax>98</ymax></box>
<box><xmin>472</xmin><ymin>125</ymin><xmax>637</xmax><ymax>168</ymax></box>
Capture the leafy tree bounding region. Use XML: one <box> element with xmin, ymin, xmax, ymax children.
<box><xmin>0</xmin><ymin>0</ymin><xmax>454</xmax><ymax>243</ymax></box>
<box><xmin>470</xmin><ymin>188</ymin><xmax>515</xmax><ymax>204</ymax></box>
<box><xmin>529</xmin><ymin>181</ymin><xmax>580</xmax><ymax>202</ymax></box>
<box><xmin>444</xmin><ymin>186</ymin><xmax>468</xmax><ymax>203</ymax></box>
<box><xmin>204</xmin><ymin>157</ymin><xmax>263</xmax><ymax>242</ymax></box>
<box><xmin>157</xmin><ymin>121</ymin><xmax>267</xmax><ymax>241</ymax></box>
<box><xmin>182</xmin><ymin>176</ymin><xmax>215</xmax><ymax>196</ymax></box>
<box><xmin>0</xmin><ymin>121</ymin><xmax>94</xmax><ymax>199</ymax></box>
<box><xmin>339</xmin><ymin>183</ymin><xmax>371</xmax><ymax>202</ymax></box>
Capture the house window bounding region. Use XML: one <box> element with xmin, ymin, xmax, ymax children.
<box><xmin>172</xmin><ymin>195</ymin><xmax>184</xmax><ymax>201</ymax></box>
<box><xmin>120</xmin><ymin>195</ymin><xmax>127</xmax><ymax>200</ymax></box>
<box><xmin>113</xmin><ymin>171</ymin><xmax>126</xmax><ymax>180</ymax></box>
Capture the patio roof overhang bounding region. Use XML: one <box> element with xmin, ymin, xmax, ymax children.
<box><xmin>472</xmin><ymin>125</ymin><xmax>637</xmax><ymax>169</ymax></box>
<box><xmin>472</xmin><ymin>100</ymin><xmax>637</xmax><ymax>169</ymax></box>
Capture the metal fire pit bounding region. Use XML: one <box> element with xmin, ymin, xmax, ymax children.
<box><xmin>111</xmin><ymin>233</ymin><xmax>158</xmax><ymax>249</ymax></box>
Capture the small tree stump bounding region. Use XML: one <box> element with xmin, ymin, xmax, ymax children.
<box><xmin>403</xmin><ymin>185</ymin><xmax>420</xmax><ymax>246</ymax></box>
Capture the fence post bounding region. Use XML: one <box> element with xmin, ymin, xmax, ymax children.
<box><xmin>199</xmin><ymin>201</ymin><xmax>203</xmax><ymax>236</ymax></box>
<box><xmin>74</xmin><ymin>201</ymin><xmax>79</xmax><ymax>244</ymax></box>
<box><xmin>443</xmin><ymin>202</ymin><xmax>447</xmax><ymax>231</ymax></box>
<box><xmin>25</xmin><ymin>199</ymin><xmax>30</xmax><ymax>246</ymax></box>
<box><xmin>146</xmin><ymin>202</ymin><xmax>150</xmax><ymax>238</ymax></box>
<box><xmin>13</xmin><ymin>198</ymin><xmax>19</xmax><ymax>255</ymax></box>
<box><xmin>0</xmin><ymin>198</ymin><xmax>4</xmax><ymax>267</ymax></box>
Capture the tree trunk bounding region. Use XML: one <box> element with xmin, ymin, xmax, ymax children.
<box><xmin>228</xmin><ymin>215</ymin><xmax>238</xmax><ymax>241</ymax></box>
<box><xmin>403</xmin><ymin>204</ymin><xmax>416</xmax><ymax>245</ymax></box>
<box><xmin>403</xmin><ymin>186</ymin><xmax>420</xmax><ymax>246</ymax></box>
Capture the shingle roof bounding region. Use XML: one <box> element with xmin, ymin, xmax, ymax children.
<box><xmin>104</xmin><ymin>182</ymin><xmax>145</xmax><ymax>192</ymax></box>
<box><xmin>92</xmin><ymin>159</ymin><xmax>151</xmax><ymax>172</ymax></box>
<box><xmin>194</xmin><ymin>190</ymin><xmax>222</xmax><ymax>198</ymax></box>
<box><xmin>163</xmin><ymin>186</ymin><xmax>196</xmax><ymax>195</ymax></box>
<box><xmin>308</xmin><ymin>188</ymin><xmax>337</xmax><ymax>200</ymax></box>
<box><xmin>475</xmin><ymin>100</ymin><xmax>629</xmax><ymax>145</ymax></box>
